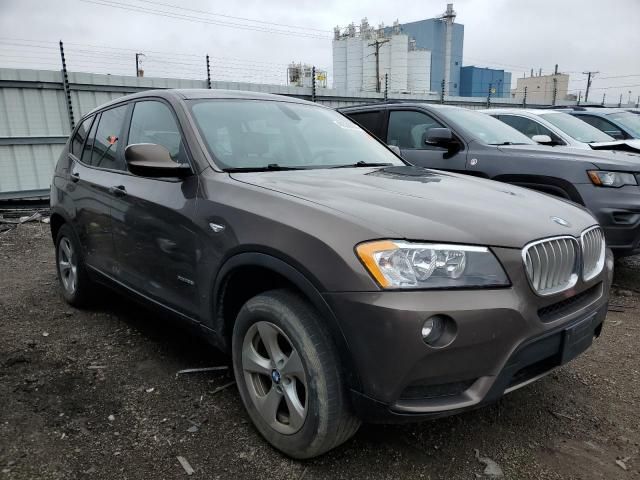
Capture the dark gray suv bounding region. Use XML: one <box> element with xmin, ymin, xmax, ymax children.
<box><xmin>341</xmin><ymin>103</ymin><xmax>640</xmax><ymax>257</ymax></box>
<box><xmin>51</xmin><ymin>90</ymin><xmax>612</xmax><ymax>458</ymax></box>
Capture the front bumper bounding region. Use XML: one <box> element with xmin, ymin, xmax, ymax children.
<box><xmin>577</xmin><ymin>183</ymin><xmax>640</xmax><ymax>256</ymax></box>
<box><xmin>324</xmin><ymin>246</ymin><xmax>613</xmax><ymax>422</ymax></box>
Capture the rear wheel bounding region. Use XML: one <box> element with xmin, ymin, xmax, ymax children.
<box><xmin>55</xmin><ymin>224</ymin><xmax>95</xmax><ymax>307</ymax></box>
<box><xmin>232</xmin><ymin>289</ymin><xmax>360</xmax><ymax>459</ymax></box>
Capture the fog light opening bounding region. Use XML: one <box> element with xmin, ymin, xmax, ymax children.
<box><xmin>422</xmin><ymin>317</ymin><xmax>444</xmax><ymax>344</ymax></box>
<box><xmin>421</xmin><ymin>315</ymin><xmax>457</xmax><ymax>347</ymax></box>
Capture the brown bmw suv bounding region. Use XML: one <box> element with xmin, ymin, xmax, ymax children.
<box><xmin>50</xmin><ymin>89</ymin><xmax>613</xmax><ymax>458</ymax></box>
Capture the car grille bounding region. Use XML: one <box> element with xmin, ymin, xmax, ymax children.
<box><xmin>581</xmin><ymin>226</ymin><xmax>606</xmax><ymax>281</ymax></box>
<box><xmin>523</xmin><ymin>237</ymin><xmax>579</xmax><ymax>295</ymax></box>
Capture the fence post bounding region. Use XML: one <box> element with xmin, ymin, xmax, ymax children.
<box><xmin>552</xmin><ymin>77</ymin><xmax>557</xmax><ymax>106</ymax></box>
<box><xmin>59</xmin><ymin>40</ymin><xmax>75</xmax><ymax>130</ymax></box>
<box><xmin>486</xmin><ymin>83</ymin><xmax>492</xmax><ymax>108</ymax></box>
<box><xmin>384</xmin><ymin>73</ymin><xmax>388</xmax><ymax>101</ymax></box>
<box><xmin>618</xmin><ymin>94</ymin><xmax>622</xmax><ymax>107</ymax></box>
<box><xmin>311</xmin><ymin>66</ymin><xmax>316</xmax><ymax>103</ymax></box>
<box><xmin>577</xmin><ymin>91</ymin><xmax>581</xmax><ymax>106</ymax></box>
<box><xmin>206</xmin><ymin>55</ymin><xmax>212</xmax><ymax>89</ymax></box>
<box><xmin>601</xmin><ymin>93</ymin><xmax>606</xmax><ymax>106</ymax></box>
<box><xmin>440</xmin><ymin>79</ymin><xmax>445</xmax><ymax>104</ymax></box>
<box><xmin>523</xmin><ymin>86</ymin><xmax>527</xmax><ymax>108</ymax></box>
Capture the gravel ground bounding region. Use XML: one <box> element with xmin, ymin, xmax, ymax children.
<box><xmin>0</xmin><ymin>223</ymin><xmax>639</xmax><ymax>479</ymax></box>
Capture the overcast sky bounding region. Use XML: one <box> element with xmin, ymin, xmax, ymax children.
<box><xmin>1</xmin><ymin>0</ymin><xmax>639</xmax><ymax>102</ymax></box>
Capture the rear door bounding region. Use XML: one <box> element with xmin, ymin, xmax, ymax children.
<box><xmin>111</xmin><ymin>99</ymin><xmax>201</xmax><ymax>318</ymax></box>
<box><xmin>386</xmin><ymin>108</ymin><xmax>467</xmax><ymax>171</ymax></box>
<box><xmin>67</xmin><ymin>105</ymin><xmax>128</xmax><ymax>274</ymax></box>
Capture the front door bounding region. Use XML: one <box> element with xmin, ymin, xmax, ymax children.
<box><xmin>111</xmin><ymin>99</ymin><xmax>201</xmax><ymax>318</ymax></box>
<box><xmin>386</xmin><ymin>109</ymin><xmax>468</xmax><ymax>172</ymax></box>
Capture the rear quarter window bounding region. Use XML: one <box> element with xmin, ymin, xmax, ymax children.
<box><xmin>71</xmin><ymin>117</ymin><xmax>94</xmax><ymax>157</ymax></box>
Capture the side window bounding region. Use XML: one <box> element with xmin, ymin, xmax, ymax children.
<box><xmin>128</xmin><ymin>101</ymin><xmax>187</xmax><ymax>164</ymax></box>
<box><xmin>498</xmin><ymin>115</ymin><xmax>543</xmax><ymax>137</ymax></box>
<box><xmin>347</xmin><ymin>111</ymin><xmax>385</xmax><ymax>140</ymax></box>
<box><xmin>81</xmin><ymin>114</ymin><xmax>99</xmax><ymax>165</ymax></box>
<box><xmin>387</xmin><ymin>110</ymin><xmax>445</xmax><ymax>149</ymax></box>
<box><xmin>90</xmin><ymin>105</ymin><xmax>128</xmax><ymax>170</ymax></box>
<box><xmin>578</xmin><ymin>115</ymin><xmax>625</xmax><ymax>139</ymax></box>
<box><xmin>71</xmin><ymin>116</ymin><xmax>94</xmax><ymax>157</ymax></box>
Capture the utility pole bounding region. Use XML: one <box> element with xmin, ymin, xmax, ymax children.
<box><xmin>135</xmin><ymin>52</ymin><xmax>145</xmax><ymax>77</ymax></box>
<box><xmin>601</xmin><ymin>93</ymin><xmax>606</xmax><ymax>106</ymax></box>
<box><xmin>311</xmin><ymin>66</ymin><xmax>316</xmax><ymax>103</ymax></box>
<box><xmin>384</xmin><ymin>73</ymin><xmax>388</xmax><ymax>101</ymax></box>
<box><xmin>206</xmin><ymin>54</ymin><xmax>211</xmax><ymax>89</ymax></box>
<box><xmin>440</xmin><ymin>79</ymin><xmax>445</xmax><ymax>104</ymax></box>
<box><xmin>628</xmin><ymin>90</ymin><xmax>632</xmax><ymax>105</ymax></box>
<box><xmin>487</xmin><ymin>82</ymin><xmax>492</xmax><ymax>108</ymax></box>
<box><xmin>582</xmin><ymin>71</ymin><xmax>598</xmax><ymax>102</ymax></box>
<box><xmin>523</xmin><ymin>86</ymin><xmax>527</xmax><ymax>108</ymax></box>
<box><xmin>618</xmin><ymin>94</ymin><xmax>622</xmax><ymax>107</ymax></box>
<box><xmin>636</xmin><ymin>95</ymin><xmax>640</xmax><ymax>108</ymax></box>
<box><xmin>368</xmin><ymin>38</ymin><xmax>389</xmax><ymax>93</ymax></box>
<box><xmin>59</xmin><ymin>40</ymin><xmax>75</xmax><ymax>130</ymax></box>
<box><xmin>577</xmin><ymin>91</ymin><xmax>582</xmax><ymax>106</ymax></box>
<box><xmin>552</xmin><ymin>77</ymin><xmax>558</xmax><ymax>106</ymax></box>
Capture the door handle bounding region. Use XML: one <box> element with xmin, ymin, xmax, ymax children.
<box><xmin>109</xmin><ymin>185</ymin><xmax>127</xmax><ymax>197</ymax></box>
<box><xmin>70</xmin><ymin>172</ymin><xmax>80</xmax><ymax>183</ymax></box>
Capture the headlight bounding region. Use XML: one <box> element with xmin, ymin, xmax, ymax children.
<box><xmin>587</xmin><ymin>170</ymin><xmax>638</xmax><ymax>188</ymax></box>
<box><xmin>355</xmin><ymin>240</ymin><xmax>510</xmax><ymax>289</ymax></box>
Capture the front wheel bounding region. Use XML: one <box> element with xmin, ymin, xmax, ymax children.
<box><xmin>232</xmin><ymin>289</ymin><xmax>360</xmax><ymax>459</ymax></box>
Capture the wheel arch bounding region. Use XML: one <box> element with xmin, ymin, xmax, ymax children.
<box><xmin>211</xmin><ymin>252</ymin><xmax>361</xmax><ymax>391</ymax></box>
<box><xmin>493</xmin><ymin>173</ymin><xmax>585</xmax><ymax>204</ymax></box>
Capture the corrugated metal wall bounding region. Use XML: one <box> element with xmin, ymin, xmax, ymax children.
<box><xmin>0</xmin><ymin>67</ymin><xmax>550</xmax><ymax>199</ymax></box>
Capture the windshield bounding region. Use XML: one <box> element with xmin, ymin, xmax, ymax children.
<box><xmin>607</xmin><ymin>112</ymin><xmax>640</xmax><ymax>138</ymax></box>
<box><xmin>188</xmin><ymin>100</ymin><xmax>404</xmax><ymax>170</ymax></box>
<box><xmin>439</xmin><ymin>108</ymin><xmax>535</xmax><ymax>145</ymax></box>
<box><xmin>542</xmin><ymin>112</ymin><xmax>614</xmax><ymax>143</ymax></box>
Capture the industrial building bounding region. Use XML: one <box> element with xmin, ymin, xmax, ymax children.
<box><xmin>512</xmin><ymin>71</ymin><xmax>570</xmax><ymax>104</ymax></box>
<box><xmin>287</xmin><ymin>63</ymin><xmax>327</xmax><ymax>88</ymax></box>
<box><xmin>332</xmin><ymin>20</ymin><xmax>431</xmax><ymax>94</ymax></box>
<box><xmin>332</xmin><ymin>4</ymin><xmax>461</xmax><ymax>95</ymax></box>
<box><xmin>460</xmin><ymin>66</ymin><xmax>512</xmax><ymax>98</ymax></box>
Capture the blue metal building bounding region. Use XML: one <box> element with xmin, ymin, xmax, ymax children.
<box><xmin>459</xmin><ymin>66</ymin><xmax>512</xmax><ymax>98</ymax></box>
<box><xmin>398</xmin><ymin>18</ymin><xmax>464</xmax><ymax>95</ymax></box>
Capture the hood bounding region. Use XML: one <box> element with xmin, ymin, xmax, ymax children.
<box><xmin>497</xmin><ymin>144</ymin><xmax>640</xmax><ymax>171</ymax></box>
<box><xmin>588</xmin><ymin>139</ymin><xmax>640</xmax><ymax>154</ymax></box>
<box><xmin>230</xmin><ymin>166</ymin><xmax>597</xmax><ymax>249</ymax></box>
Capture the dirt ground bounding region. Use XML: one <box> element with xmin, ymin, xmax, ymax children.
<box><xmin>0</xmin><ymin>223</ymin><xmax>639</xmax><ymax>479</ymax></box>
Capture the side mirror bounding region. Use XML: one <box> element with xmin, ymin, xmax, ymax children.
<box><xmin>387</xmin><ymin>145</ymin><xmax>402</xmax><ymax>157</ymax></box>
<box><xmin>124</xmin><ymin>143</ymin><xmax>191</xmax><ymax>178</ymax></box>
<box><xmin>531</xmin><ymin>134</ymin><xmax>553</xmax><ymax>145</ymax></box>
<box><xmin>424</xmin><ymin>128</ymin><xmax>453</xmax><ymax>145</ymax></box>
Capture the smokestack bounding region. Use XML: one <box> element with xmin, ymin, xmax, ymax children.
<box><xmin>442</xmin><ymin>3</ymin><xmax>457</xmax><ymax>96</ymax></box>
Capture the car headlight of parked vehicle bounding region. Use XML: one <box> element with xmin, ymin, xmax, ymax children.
<box><xmin>587</xmin><ymin>170</ymin><xmax>638</xmax><ymax>188</ymax></box>
<box><xmin>356</xmin><ymin>240</ymin><xmax>510</xmax><ymax>289</ymax></box>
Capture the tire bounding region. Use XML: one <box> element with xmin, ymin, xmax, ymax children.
<box><xmin>55</xmin><ymin>223</ymin><xmax>95</xmax><ymax>307</ymax></box>
<box><xmin>232</xmin><ymin>289</ymin><xmax>360</xmax><ymax>459</ymax></box>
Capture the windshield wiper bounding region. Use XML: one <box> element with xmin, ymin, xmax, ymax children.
<box><xmin>329</xmin><ymin>161</ymin><xmax>394</xmax><ymax>169</ymax></box>
<box><xmin>224</xmin><ymin>163</ymin><xmax>306</xmax><ymax>172</ymax></box>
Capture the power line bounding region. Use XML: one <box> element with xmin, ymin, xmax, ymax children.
<box><xmin>78</xmin><ymin>0</ymin><xmax>330</xmax><ymax>39</ymax></box>
<box><xmin>130</xmin><ymin>0</ymin><xmax>332</xmax><ymax>33</ymax></box>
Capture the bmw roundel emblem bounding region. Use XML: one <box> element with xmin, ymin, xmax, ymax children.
<box><xmin>271</xmin><ymin>369</ymin><xmax>281</xmax><ymax>384</ymax></box>
<box><xmin>550</xmin><ymin>216</ymin><xmax>571</xmax><ymax>227</ymax></box>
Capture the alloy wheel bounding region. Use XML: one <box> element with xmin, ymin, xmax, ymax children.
<box><xmin>57</xmin><ymin>237</ymin><xmax>78</xmax><ymax>294</ymax></box>
<box><xmin>241</xmin><ymin>321</ymin><xmax>308</xmax><ymax>435</ymax></box>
